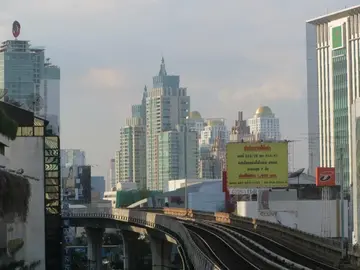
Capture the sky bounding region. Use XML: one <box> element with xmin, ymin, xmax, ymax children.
<box><xmin>0</xmin><ymin>0</ymin><xmax>358</xmax><ymax>177</ymax></box>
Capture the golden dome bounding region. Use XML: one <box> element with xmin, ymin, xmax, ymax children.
<box><xmin>188</xmin><ymin>111</ymin><xmax>202</xmax><ymax>119</ymax></box>
<box><xmin>255</xmin><ymin>106</ymin><xmax>273</xmax><ymax>116</ymax></box>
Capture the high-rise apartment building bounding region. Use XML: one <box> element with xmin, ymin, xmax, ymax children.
<box><xmin>247</xmin><ymin>106</ymin><xmax>280</xmax><ymax>141</ymax></box>
<box><xmin>306</xmin><ymin>5</ymin><xmax>360</xmax><ymax>190</ymax></box>
<box><xmin>0</xmin><ymin>39</ymin><xmax>60</xmax><ymax>134</ymax></box>
<box><xmin>146</xmin><ymin>58</ymin><xmax>190</xmax><ymax>190</ymax></box>
<box><xmin>60</xmin><ymin>149</ymin><xmax>86</xmax><ymax>167</ymax></box>
<box><xmin>118</xmin><ymin>117</ymin><xmax>146</xmax><ymax>189</ymax></box>
<box><xmin>158</xmin><ymin>125</ymin><xmax>198</xmax><ymax>189</ymax></box>
<box><xmin>200</xmin><ymin>118</ymin><xmax>228</xmax><ymax>146</ymax></box>
<box><xmin>107</xmin><ymin>158</ymin><xmax>116</xmax><ymax>191</ymax></box>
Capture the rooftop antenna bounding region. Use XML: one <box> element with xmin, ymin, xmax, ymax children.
<box><xmin>26</xmin><ymin>92</ymin><xmax>44</xmax><ymax>113</ymax></box>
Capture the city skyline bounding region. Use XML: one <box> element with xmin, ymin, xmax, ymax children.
<box><xmin>1</xmin><ymin>0</ymin><xmax>358</xmax><ymax>177</ymax></box>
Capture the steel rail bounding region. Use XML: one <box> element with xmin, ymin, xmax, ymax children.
<box><xmin>185</xmin><ymin>223</ymin><xmax>264</xmax><ymax>270</ymax></box>
<box><xmin>209</xmin><ymin>222</ymin><xmax>340</xmax><ymax>270</ymax></box>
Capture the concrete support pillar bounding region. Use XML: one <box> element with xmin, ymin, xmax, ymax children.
<box><xmin>150</xmin><ymin>236</ymin><xmax>173</xmax><ymax>270</ymax></box>
<box><xmin>85</xmin><ymin>227</ymin><xmax>104</xmax><ymax>270</ymax></box>
<box><xmin>121</xmin><ymin>231</ymin><xmax>151</xmax><ymax>270</ymax></box>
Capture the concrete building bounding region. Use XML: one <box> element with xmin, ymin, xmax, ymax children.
<box><xmin>185</xmin><ymin>111</ymin><xmax>205</xmax><ymax>135</ymax></box>
<box><xmin>351</xmin><ymin>99</ymin><xmax>360</xmax><ymax>245</ymax></box>
<box><xmin>91</xmin><ymin>176</ymin><xmax>105</xmax><ymax>199</ymax></box>
<box><xmin>306</xmin><ymin>5</ymin><xmax>360</xmax><ymax>191</ymax></box>
<box><xmin>198</xmin><ymin>145</ymin><xmax>221</xmax><ymax>179</ymax></box>
<box><xmin>0</xmin><ymin>101</ymin><xmax>62</xmax><ymax>269</ymax></box>
<box><xmin>107</xmin><ymin>158</ymin><xmax>116</xmax><ymax>191</ymax></box>
<box><xmin>42</xmin><ymin>59</ymin><xmax>60</xmax><ymax>135</ymax></box>
<box><xmin>60</xmin><ymin>149</ymin><xmax>86</xmax><ymax>167</ymax></box>
<box><xmin>247</xmin><ymin>106</ymin><xmax>280</xmax><ymax>141</ymax></box>
<box><xmin>114</xmin><ymin>151</ymin><xmax>121</xmax><ymax>184</ymax></box>
<box><xmin>0</xmin><ymin>40</ymin><xmax>60</xmax><ymax>134</ymax></box>
<box><xmin>146</xmin><ymin>58</ymin><xmax>190</xmax><ymax>190</ymax></box>
<box><xmin>158</xmin><ymin>125</ymin><xmax>199</xmax><ymax>190</ymax></box>
<box><xmin>118</xmin><ymin>117</ymin><xmax>146</xmax><ymax>189</ymax></box>
<box><xmin>200</xmin><ymin>118</ymin><xmax>228</xmax><ymax>146</ymax></box>
<box><xmin>229</xmin><ymin>111</ymin><xmax>252</xmax><ymax>142</ymax></box>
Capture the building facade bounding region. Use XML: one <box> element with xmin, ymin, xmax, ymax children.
<box><xmin>146</xmin><ymin>58</ymin><xmax>190</xmax><ymax>190</ymax></box>
<box><xmin>306</xmin><ymin>5</ymin><xmax>360</xmax><ymax>191</ymax></box>
<box><xmin>158</xmin><ymin>125</ymin><xmax>198</xmax><ymax>190</ymax></box>
<box><xmin>229</xmin><ymin>111</ymin><xmax>252</xmax><ymax>142</ymax></box>
<box><xmin>118</xmin><ymin>118</ymin><xmax>146</xmax><ymax>189</ymax></box>
<box><xmin>0</xmin><ymin>40</ymin><xmax>60</xmax><ymax>133</ymax></box>
<box><xmin>107</xmin><ymin>158</ymin><xmax>116</xmax><ymax>191</ymax></box>
<box><xmin>91</xmin><ymin>176</ymin><xmax>105</xmax><ymax>199</ymax></box>
<box><xmin>247</xmin><ymin>106</ymin><xmax>281</xmax><ymax>141</ymax></box>
<box><xmin>185</xmin><ymin>111</ymin><xmax>205</xmax><ymax>135</ymax></box>
<box><xmin>60</xmin><ymin>149</ymin><xmax>86</xmax><ymax>167</ymax></box>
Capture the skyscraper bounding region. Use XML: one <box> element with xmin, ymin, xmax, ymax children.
<box><xmin>247</xmin><ymin>106</ymin><xmax>280</xmax><ymax>141</ymax></box>
<box><xmin>146</xmin><ymin>58</ymin><xmax>190</xmax><ymax>190</ymax></box>
<box><xmin>0</xmin><ymin>38</ymin><xmax>60</xmax><ymax>133</ymax></box>
<box><xmin>118</xmin><ymin>117</ymin><xmax>146</xmax><ymax>189</ymax></box>
<box><xmin>158</xmin><ymin>125</ymin><xmax>198</xmax><ymax>190</ymax></box>
<box><xmin>306</xmin><ymin>5</ymin><xmax>360</xmax><ymax>190</ymax></box>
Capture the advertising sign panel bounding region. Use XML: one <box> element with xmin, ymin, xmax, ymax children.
<box><xmin>315</xmin><ymin>167</ymin><xmax>336</xmax><ymax>187</ymax></box>
<box><xmin>226</xmin><ymin>142</ymin><xmax>288</xmax><ymax>188</ymax></box>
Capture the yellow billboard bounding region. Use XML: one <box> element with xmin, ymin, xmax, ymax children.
<box><xmin>226</xmin><ymin>142</ymin><xmax>288</xmax><ymax>188</ymax></box>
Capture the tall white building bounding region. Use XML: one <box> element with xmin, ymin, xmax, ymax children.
<box><xmin>107</xmin><ymin>158</ymin><xmax>115</xmax><ymax>191</ymax></box>
<box><xmin>307</xmin><ymin>5</ymin><xmax>360</xmax><ymax>246</ymax></box>
<box><xmin>60</xmin><ymin>149</ymin><xmax>86</xmax><ymax>167</ymax></box>
<box><xmin>200</xmin><ymin>118</ymin><xmax>228</xmax><ymax>146</ymax></box>
<box><xmin>118</xmin><ymin>117</ymin><xmax>146</xmax><ymax>189</ymax></box>
<box><xmin>146</xmin><ymin>58</ymin><xmax>190</xmax><ymax>190</ymax></box>
<box><xmin>158</xmin><ymin>125</ymin><xmax>198</xmax><ymax>190</ymax></box>
<box><xmin>247</xmin><ymin>106</ymin><xmax>280</xmax><ymax>141</ymax></box>
<box><xmin>42</xmin><ymin>59</ymin><xmax>60</xmax><ymax>135</ymax></box>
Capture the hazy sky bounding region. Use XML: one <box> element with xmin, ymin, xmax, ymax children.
<box><xmin>0</xmin><ymin>0</ymin><xmax>358</xmax><ymax>177</ymax></box>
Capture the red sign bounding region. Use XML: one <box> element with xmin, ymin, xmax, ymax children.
<box><xmin>315</xmin><ymin>167</ymin><xmax>336</xmax><ymax>187</ymax></box>
<box><xmin>12</xmin><ymin>21</ymin><xmax>21</xmax><ymax>38</ymax></box>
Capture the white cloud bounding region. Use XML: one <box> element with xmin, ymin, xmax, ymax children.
<box><xmin>78</xmin><ymin>68</ymin><xmax>129</xmax><ymax>90</ymax></box>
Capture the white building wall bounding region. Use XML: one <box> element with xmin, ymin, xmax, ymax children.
<box><xmin>6</xmin><ymin>137</ymin><xmax>45</xmax><ymax>269</ymax></box>
<box><xmin>306</xmin><ymin>22</ymin><xmax>320</xmax><ymax>176</ymax></box>
<box><xmin>236</xmin><ymin>200</ymin><xmax>348</xmax><ymax>238</ymax></box>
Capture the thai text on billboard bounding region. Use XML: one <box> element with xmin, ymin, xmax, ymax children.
<box><xmin>226</xmin><ymin>142</ymin><xmax>288</xmax><ymax>188</ymax></box>
<box><xmin>315</xmin><ymin>167</ymin><xmax>336</xmax><ymax>187</ymax></box>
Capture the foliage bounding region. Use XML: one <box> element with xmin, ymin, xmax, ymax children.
<box><xmin>0</xmin><ymin>171</ymin><xmax>31</xmax><ymax>222</ymax></box>
<box><xmin>0</xmin><ymin>109</ymin><xmax>18</xmax><ymax>141</ymax></box>
<box><xmin>0</xmin><ymin>238</ymin><xmax>40</xmax><ymax>270</ymax></box>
